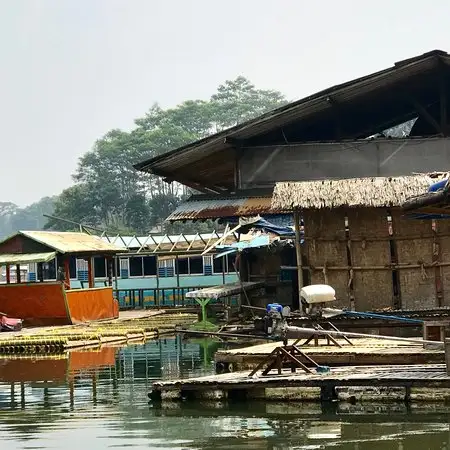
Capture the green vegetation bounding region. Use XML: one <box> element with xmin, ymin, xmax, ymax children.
<box><xmin>0</xmin><ymin>77</ymin><xmax>286</xmax><ymax>238</ymax></box>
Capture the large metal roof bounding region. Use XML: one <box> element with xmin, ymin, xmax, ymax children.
<box><xmin>135</xmin><ymin>49</ymin><xmax>450</xmax><ymax>191</ymax></box>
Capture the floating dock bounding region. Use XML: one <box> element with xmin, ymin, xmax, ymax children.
<box><xmin>0</xmin><ymin>311</ymin><xmax>197</xmax><ymax>354</ymax></box>
<box><xmin>149</xmin><ymin>364</ymin><xmax>450</xmax><ymax>403</ymax></box>
<box><xmin>214</xmin><ymin>338</ymin><xmax>444</xmax><ymax>371</ymax></box>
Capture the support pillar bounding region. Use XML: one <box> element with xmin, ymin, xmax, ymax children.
<box><xmin>107</xmin><ymin>257</ymin><xmax>113</xmax><ymax>286</ymax></box>
<box><xmin>6</xmin><ymin>265</ymin><xmax>10</xmax><ymax>284</ymax></box>
<box><xmin>294</xmin><ymin>210</ymin><xmax>304</xmax><ymax>315</ymax></box>
<box><xmin>445</xmin><ymin>338</ymin><xmax>450</xmax><ymax>375</ymax></box>
<box><xmin>63</xmin><ymin>256</ymin><xmax>71</xmax><ymax>290</ymax></box>
<box><xmin>16</xmin><ymin>264</ymin><xmax>21</xmax><ymax>284</ymax></box>
<box><xmin>87</xmin><ymin>257</ymin><xmax>94</xmax><ymax>288</ymax></box>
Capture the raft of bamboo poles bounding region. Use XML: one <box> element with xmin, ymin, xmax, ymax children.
<box><xmin>0</xmin><ymin>313</ymin><xmax>197</xmax><ymax>354</ymax></box>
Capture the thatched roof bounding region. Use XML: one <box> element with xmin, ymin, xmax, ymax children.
<box><xmin>272</xmin><ymin>175</ymin><xmax>444</xmax><ymax>210</ymax></box>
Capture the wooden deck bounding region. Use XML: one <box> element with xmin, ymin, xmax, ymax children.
<box><xmin>150</xmin><ymin>364</ymin><xmax>450</xmax><ymax>403</ymax></box>
<box><xmin>214</xmin><ymin>338</ymin><xmax>444</xmax><ymax>370</ymax></box>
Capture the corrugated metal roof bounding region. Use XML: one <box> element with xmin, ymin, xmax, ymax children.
<box><xmin>166</xmin><ymin>195</ymin><xmax>288</xmax><ymax>221</ymax></box>
<box><xmin>0</xmin><ymin>252</ymin><xmax>56</xmax><ymax>265</ymax></box>
<box><xmin>135</xmin><ymin>50</ymin><xmax>450</xmax><ymax>189</ymax></box>
<box><xmin>18</xmin><ymin>231</ymin><xmax>123</xmax><ymax>254</ymax></box>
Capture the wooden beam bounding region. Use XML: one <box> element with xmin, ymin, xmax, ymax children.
<box><xmin>294</xmin><ymin>210</ymin><xmax>304</xmax><ymax>315</ymax></box>
<box><xmin>201</xmin><ymin>224</ymin><xmax>241</xmax><ymax>255</ymax></box>
<box><xmin>407</xmin><ymin>94</ymin><xmax>442</xmax><ymax>135</ymax></box>
<box><xmin>87</xmin><ymin>257</ymin><xmax>94</xmax><ymax>288</ymax></box>
<box><xmin>440</xmin><ymin>69</ymin><xmax>448</xmax><ymax>135</ymax></box>
<box><xmin>63</xmin><ymin>256</ymin><xmax>71</xmax><ymax>290</ymax></box>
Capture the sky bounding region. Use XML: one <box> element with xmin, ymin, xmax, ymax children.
<box><xmin>1</xmin><ymin>0</ymin><xmax>450</xmax><ymax>206</ymax></box>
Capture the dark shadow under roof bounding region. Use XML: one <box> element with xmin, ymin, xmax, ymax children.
<box><xmin>135</xmin><ymin>49</ymin><xmax>450</xmax><ymax>191</ymax></box>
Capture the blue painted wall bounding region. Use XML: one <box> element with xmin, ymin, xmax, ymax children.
<box><xmin>70</xmin><ymin>273</ymin><xmax>237</xmax><ymax>308</ymax></box>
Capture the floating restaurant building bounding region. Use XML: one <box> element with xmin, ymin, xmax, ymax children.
<box><xmin>135</xmin><ymin>49</ymin><xmax>450</xmax><ymax>312</ymax></box>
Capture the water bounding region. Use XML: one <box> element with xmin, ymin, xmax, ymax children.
<box><xmin>1</xmin><ymin>336</ymin><xmax>450</xmax><ymax>449</ymax></box>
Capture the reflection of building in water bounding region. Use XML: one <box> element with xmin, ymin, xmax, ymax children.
<box><xmin>114</xmin><ymin>335</ymin><xmax>220</xmax><ymax>381</ymax></box>
<box><xmin>0</xmin><ymin>337</ymin><xmax>214</xmax><ymax>410</ymax></box>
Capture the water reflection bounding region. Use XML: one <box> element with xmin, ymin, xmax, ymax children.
<box><xmin>0</xmin><ymin>336</ymin><xmax>449</xmax><ymax>449</ymax></box>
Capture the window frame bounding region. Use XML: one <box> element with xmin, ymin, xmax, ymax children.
<box><xmin>143</xmin><ymin>255</ymin><xmax>157</xmax><ymax>277</ymax></box>
<box><xmin>93</xmin><ymin>256</ymin><xmax>107</xmax><ymax>279</ymax></box>
<box><xmin>128</xmin><ymin>256</ymin><xmax>144</xmax><ymax>278</ymax></box>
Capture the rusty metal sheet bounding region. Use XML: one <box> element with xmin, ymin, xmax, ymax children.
<box><xmin>166</xmin><ymin>195</ymin><xmax>287</xmax><ymax>221</ymax></box>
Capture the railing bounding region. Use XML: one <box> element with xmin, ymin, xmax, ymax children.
<box><xmin>114</xmin><ymin>286</ymin><xmax>224</xmax><ymax>309</ymax></box>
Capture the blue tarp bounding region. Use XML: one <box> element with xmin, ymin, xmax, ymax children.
<box><xmin>428</xmin><ymin>178</ymin><xmax>448</xmax><ymax>192</ymax></box>
<box><xmin>215</xmin><ymin>235</ymin><xmax>271</xmax><ymax>258</ymax></box>
<box><xmin>243</xmin><ymin>217</ymin><xmax>295</xmax><ymax>237</ymax></box>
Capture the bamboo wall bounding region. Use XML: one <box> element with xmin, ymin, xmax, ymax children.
<box><xmin>300</xmin><ymin>207</ymin><xmax>450</xmax><ymax>311</ymax></box>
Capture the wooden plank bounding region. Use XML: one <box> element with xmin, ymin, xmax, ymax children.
<box><xmin>152</xmin><ymin>364</ymin><xmax>450</xmax><ymax>392</ymax></box>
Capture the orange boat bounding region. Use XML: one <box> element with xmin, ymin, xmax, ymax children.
<box><xmin>0</xmin><ymin>231</ymin><xmax>122</xmax><ymax>326</ymax></box>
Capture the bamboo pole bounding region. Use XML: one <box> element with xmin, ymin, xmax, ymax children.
<box><xmin>294</xmin><ymin>210</ymin><xmax>304</xmax><ymax>315</ymax></box>
<box><xmin>285</xmin><ymin>325</ymin><xmax>444</xmax><ymax>348</ymax></box>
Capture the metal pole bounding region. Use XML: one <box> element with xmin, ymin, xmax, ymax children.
<box><xmin>293</xmin><ymin>210</ymin><xmax>304</xmax><ymax>314</ymax></box>
<box><xmin>285</xmin><ymin>325</ymin><xmax>445</xmax><ymax>348</ymax></box>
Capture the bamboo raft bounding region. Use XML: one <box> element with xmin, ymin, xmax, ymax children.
<box><xmin>214</xmin><ymin>338</ymin><xmax>444</xmax><ymax>371</ymax></box>
<box><xmin>0</xmin><ymin>313</ymin><xmax>197</xmax><ymax>354</ymax></box>
<box><xmin>149</xmin><ymin>364</ymin><xmax>450</xmax><ymax>403</ymax></box>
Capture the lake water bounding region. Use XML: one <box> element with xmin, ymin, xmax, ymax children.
<box><xmin>1</xmin><ymin>336</ymin><xmax>450</xmax><ymax>449</ymax></box>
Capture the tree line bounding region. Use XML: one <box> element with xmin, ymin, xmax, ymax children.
<box><xmin>42</xmin><ymin>76</ymin><xmax>288</xmax><ymax>235</ymax></box>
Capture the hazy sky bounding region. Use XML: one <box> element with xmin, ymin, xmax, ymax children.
<box><xmin>1</xmin><ymin>0</ymin><xmax>450</xmax><ymax>206</ymax></box>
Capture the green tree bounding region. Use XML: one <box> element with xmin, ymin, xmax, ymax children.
<box><xmin>47</xmin><ymin>77</ymin><xmax>287</xmax><ymax>234</ymax></box>
<box><xmin>210</xmin><ymin>76</ymin><xmax>287</xmax><ymax>130</ymax></box>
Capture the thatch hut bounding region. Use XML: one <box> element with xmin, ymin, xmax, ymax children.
<box><xmin>272</xmin><ymin>174</ymin><xmax>450</xmax><ymax>312</ymax></box>
<box><xmin>272</xmin><ymin>175</ymin><xmax>436</xmax><ymax>210</ymax></box>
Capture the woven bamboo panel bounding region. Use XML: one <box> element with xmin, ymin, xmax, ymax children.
<box><xmin>435</xmin><ymin>220</ymin><xmax>450</xmax><ymax>306</ymax></box>
<box><xmin>347</xmin><ymin>208</ymin><xmax>393</xmax><ymax>311</ymax></box>
<box><xmin>391</xmin><ymin>209</ymin><xmax>436</xmax><ymax>309</ymax></box>
<box><xmin>303</xmin><ymin>209</ymin><xmax>349</xmax><ymax>307</ymax></box>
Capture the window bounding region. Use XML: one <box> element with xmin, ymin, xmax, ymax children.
<box><xmin>143</xmin><ymin>256</ymin><xmax>157</xmax><ymax>276</ymax></box>
<box><xmin>94</xmin><ymin>257</ymin><xmax>106</xmax><ymax>278</ymax></box>
<box><xmin>129</xmin><ymin>257</ymin><xmax>143</xmax><ymax>277</ymax></box>
<box><xmin>176</xmin><ymin>257</ymin><xmax>189</xmax><ymax>275</ymax></box>
<box><xmin>213</xmin><ymin>256</ymin><xmax>224</xmax><ymax>274</ymax></box>
<box><xmin>43</xmin><ymin>259</ymin><xmax>56</xmax><ymax>280</ymax></box>
<box><xmin>69</xmin><ymin>256</ymin><xmax>77</xmax><ymax>279</ymax></box>
<box><xmin>189</xmin><ymin>256</ymin><xmax>203</xmax><ymax>274</ymax></box>
<box><xmin>227</xmin><ymin>254</ymin><xmax>236</xmax><ymax>273</ymax></box>
<box><xmin>119</xmin><ymin>258</ymin><xmax>129</xmax><ymax>278</ymax></box>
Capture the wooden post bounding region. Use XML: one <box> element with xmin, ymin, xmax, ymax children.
<box><xmin>37</xmin><ymin>263</ymin><xmax>44</xmax><ymax>282</ymax></box>
<box><xmin>63</xmin><ymin>256</ymin><xmax>71</xmax><ymax>290</ymax></box>
<box><xmin>16</xmin><ymin>264</ymin><xmax>21</xmax><ymax>284</ymax></box>
<box><xmin>6</xmin><ymin>265</ymin><xmax>10</xmax><ymax>284</ymax></box>
<box><xmin>222</xmin><ymin>256</ymin><xmax>226</xmax><ymax>284</ymax></box>
<box><xmin>87</xmin><ymin>257</ymin><xmax>94</xmax><ymax>288</ymax></box>
<box><xmin>113</xmin><ymin>256</ymin><xmax>118</xmax><ymax>289</ymax></box>
<box><xmin>156</xmin><ymin>256</ymin><xmax>160</xmax><ymax>307</ymax></box>
<box><xmin>106</xmin><ymin>257</ymin><xmax>113</xmax><ymax>286</ymax></box>
<box><xmin>294</xmin><ymin>210</ymin><xmax>304</xmax><ymax>315</ymax></box>
<box><xmin>445</xmin><ymin>338</ymin><xmax>450</xmax><ymax>375</ymax></box>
